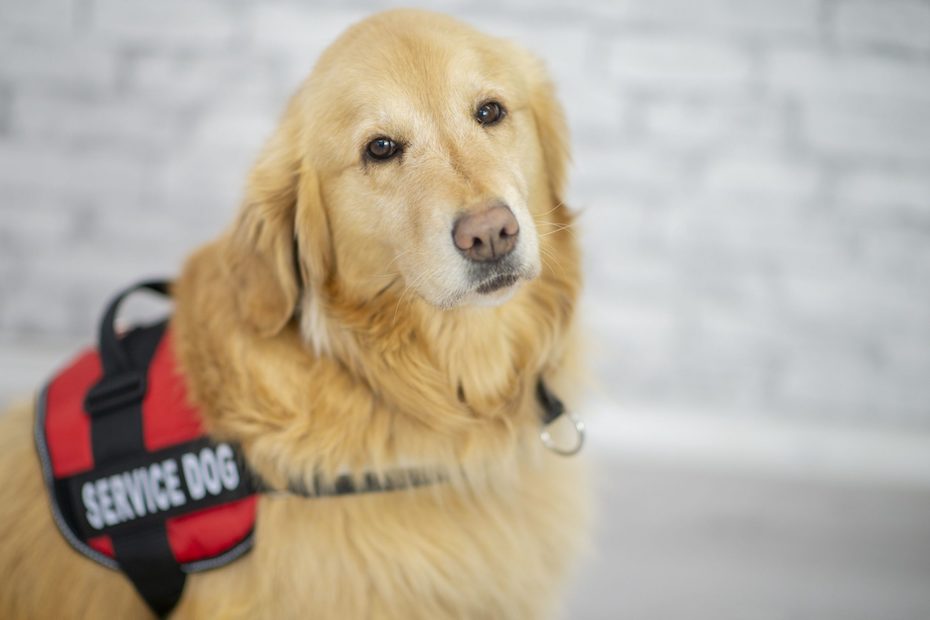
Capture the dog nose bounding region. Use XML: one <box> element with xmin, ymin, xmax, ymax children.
<box><xmin>452</xmin><ymin>203</ymin><xmax>520</xmax><ymax>262</ymax></box>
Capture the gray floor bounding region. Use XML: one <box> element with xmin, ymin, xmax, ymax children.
<box><xmin>566</xmin><ymin>454</ymin><xmax>930</xmax><ymax>620</ymax></box>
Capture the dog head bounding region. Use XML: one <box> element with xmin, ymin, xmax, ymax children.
<box><xmin>223</xmin><ymin>9</ymin><xmax>571</xmax><ymax>342</ymax></box>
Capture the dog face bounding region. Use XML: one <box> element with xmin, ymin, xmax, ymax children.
<box><xmin>311</xmin><ymin>19</ymin><xmax>548</xmax><ymax>309</ymax></box>
<box><xmin>225</xmin><ymin>10</ymin><xmax>570</xmax><ymax>336</ymax></box>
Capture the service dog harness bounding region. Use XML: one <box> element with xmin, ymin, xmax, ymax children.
<box><xmin>35</xmin><ymin>281</ymin><xmax>584</xmax><ymax>616</ymax></box>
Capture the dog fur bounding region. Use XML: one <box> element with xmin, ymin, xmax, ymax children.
<box><xmin>0</xmin><ymin>9</ymin><xmax>588</xmax><ymax>619</ymax></box>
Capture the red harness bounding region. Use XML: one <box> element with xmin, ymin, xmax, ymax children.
<box><xmin>36</xmin><ymin>282</ymin><xmax>259</xmax><ymax>616</ymax></box>
<box><xmin>37</xmin><ymin>325</ymin><xmax>258</xmax><ymax>566</ymax></box>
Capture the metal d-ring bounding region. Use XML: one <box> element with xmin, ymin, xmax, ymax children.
<box><xmin>540</xmin><ymin>412</ymin><xmax>586</xmax><ymax>457</ymax></box>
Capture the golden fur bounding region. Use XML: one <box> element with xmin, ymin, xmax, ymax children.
<box><xmin>0</xmin><ymin>10</ymin><xmax>588</xmax><ymax>619</ymax></box>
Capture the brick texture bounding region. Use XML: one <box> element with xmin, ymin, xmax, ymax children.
<box><xmin>0</xmin><ymin>0</ymin><xmax>928</xmax><ymax>425</ymax></box>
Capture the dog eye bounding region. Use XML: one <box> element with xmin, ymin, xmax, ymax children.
<box><xmin>365</xmin><ymin>137</ymin><xmax>401</xmax><ymax>161</ymax></box>
<box><xmin>475</xmin><ymin>101</ymin><xmax>506</xmax><ymax>126</ymax></box>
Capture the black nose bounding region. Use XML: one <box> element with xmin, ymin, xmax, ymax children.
<box><xmin>452</xmin><ymin>203</ymin><xmax>520</xmax><ymax>262</ymax></box>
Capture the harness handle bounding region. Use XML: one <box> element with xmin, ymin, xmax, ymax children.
<box><xmin>97</xmin><ymin>280</ymin><xmax>171</xmax><ymax>373</ymax></box>
<box><xmin>83</xmin><ymin>280</ymin><xmax>171</xmax><ymax>417</ymax></box>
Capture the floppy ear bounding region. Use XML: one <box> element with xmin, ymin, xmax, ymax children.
<box><xmin>223</xmin><ymin>105</ymin><xmax>332</xmax><ymax>337</ymax></box>
<box><xmin>524</xmin><ymin>54</ymin><xmax>571</xmax><ymax>201</ymax></box>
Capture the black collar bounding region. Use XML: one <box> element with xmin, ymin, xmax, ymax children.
<box><xmin>263</xmin><ymin>378</ymin><xmax>571</xmax><ymax>499</ymax></box>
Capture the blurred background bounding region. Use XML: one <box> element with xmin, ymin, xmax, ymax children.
<box><xmin>1</xmin><ymin>0</ymin><xmax>929</xmax><ymax>618</ymax></box>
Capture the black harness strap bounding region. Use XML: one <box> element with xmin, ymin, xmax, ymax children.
<box><xmin>83</xmin><ymin>281</ymin><xmax>185</xmax><ymax>617</ymax></box>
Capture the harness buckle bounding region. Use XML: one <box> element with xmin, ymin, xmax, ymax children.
<box><xmin>84</xmin><ymin>371</ymin><xmax>147</xmax><ymax>417</ymax></box>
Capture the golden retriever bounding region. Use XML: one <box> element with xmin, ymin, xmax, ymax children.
<box><xmin>0</xmin><ymin>9</ymin><xmax>587</xmax><ymax>619</ymax></box>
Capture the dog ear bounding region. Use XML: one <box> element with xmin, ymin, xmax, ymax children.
<box><xmin>223</xmin><ymin>106</ymin><xmax>332</xmax><ymax>337</ymax></box>
<box><xmin>523</xmin><ymin>53</ymin><xmax>571</xmax><ymax>202</ymax></box>
<box><xmin>295</xmin><ymin>163</ymin><xmax>333</xmax><ymax>296</ymax></box>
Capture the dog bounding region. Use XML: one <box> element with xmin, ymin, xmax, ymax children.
<box><xmin>0</xmin><ymin>9</ymin><xmax>587</xmax><ymax>619</ymax></box>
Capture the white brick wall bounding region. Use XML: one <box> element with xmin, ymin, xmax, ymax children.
<box><xmin>0</xmin><ymin>0</ymin><xmax>928</xmax><ymax>425</ymax></box>
<box><xmin>832</xmin><ymin>0</ymin><xmax>930</xmax><ymax>52</ymax></box>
